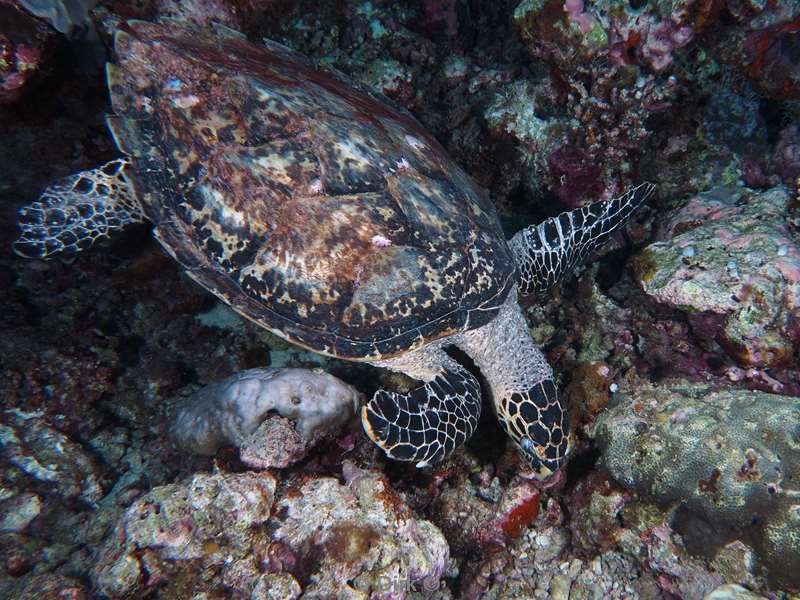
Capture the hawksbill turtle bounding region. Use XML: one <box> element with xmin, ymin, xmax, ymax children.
<box><xmin>14</xmin><ymin>20</ymin><xmax>654</xmax><ymax>479</ymax></box>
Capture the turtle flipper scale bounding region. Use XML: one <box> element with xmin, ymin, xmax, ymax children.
<box><xmin>362</xmin><ymin>349</ymin><xmax>481</xmax><ymax>467</ymax></box>
<box><xmin>14</xmin><ymin>158</ymin><xmax>144</xmax><ymax>259</ymax></box>
<box><xmin>511</xmin><ymin>183</ymin><xmax>655</xmax><ymax>295</ymax></box>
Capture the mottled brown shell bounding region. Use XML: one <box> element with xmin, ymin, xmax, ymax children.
<box><xmin>106</xmin><ymin>20</ymin><xmax>514</xmax><ymax>360</ymax></box>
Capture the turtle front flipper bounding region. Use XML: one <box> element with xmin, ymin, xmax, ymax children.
<box><xmin>14</xmin><ymin>158</ymin><xmax>144</xmax><ymax>258</ymax></box>
<box><xmin>510</xmin><ymin>183</ymin><xmax>655</xmax><ymax>295</ymax></box>
<box><xmin>362</xmin><ymin>347</ymin><xmax>482</xmax><ymax>467</ymax></box>
<box><xmin>458</xmin><ymin>286</ymin><xmax>570</xmax><ymax>479</ymax></box>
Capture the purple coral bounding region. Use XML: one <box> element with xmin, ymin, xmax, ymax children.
<box><xmin>639</xmin><ymin>19</ymin><xmax>693</xmax><ymax>72</ymax></box>
<box><xmin>772</xmin><ymin>125</ymin><xmax>800</xmax><ymax>186</ymax></box>
<box><xmin>563</xmin><ymin>0</ymin><xmax>596</xmax><ymax>34</ymax></box>
<box><xmin>0</xmin><ymin>4</ymin><xmax>54</xmax><ymax>104</ymax></box>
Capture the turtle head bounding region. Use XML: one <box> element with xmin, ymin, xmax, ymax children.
<box><xmin>498</xmin><ymin>379</ymin><xmax>571</xmax><ymax>480</ymax></box>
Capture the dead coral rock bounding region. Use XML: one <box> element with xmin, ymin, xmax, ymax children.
<box><xmin>250</xmin><ymin>572</ymin><xmax>302</xmax><ymax>600</ymax></box>
<box><xmin>0</xmin><ymin>492</ymin><xmax>41</xmax><ymax>534</ymax></box>
<box><xmin>431</xmin><ymin>473</ymin><xmax>543</xmax><ymax>555</ymax></box>
<box><xmin>567</xmin><ymin>470</ymin><xmax>630</xmax><ymax>553</ymax></box>
<box><xmin>93</xmin><ymin>471</ymin><xmax>277</xmax><ymax>598</ymax></box>
<box><xmin>0</xmin><ymin>348</ymin><xmax>115</xmax><ymax>438</ymax></box>
<box><xmin>565</xmin><ymin>361</ymin><xmax>613</xmax><ymax>427</ymax></box>
<box><xmin>705</xmin><ymin>584</ymin><xmax>768</xmax><ymax>600</ymax></box>
<box><xmin>0</xmin><ymin>573</ymin><xmax>89</xmax><ymax>600</ymax></box>
<box><xmin>460</xmin><ymin>514</ymin><xmax>646</xmax><ymax>600</ymax></box>
<box><xmin>635</xmin><ymin>186</ymin><xmax>800</xmax><ymax>369</ymax></box>
<box><xmin>592</xmin><ymin>378</ymin><xmax>800</xmax><ymax>589</ymax></box>
<box><xmin>711</xmin><ymin>541</ymin><xmax>763</xmax><ymax>592</ymax></box>
<box><xmin>772</xmin><ymin>125</ymin><xmax>800</xmax><ymax>187</ymax></box>
<box><xmin>639</xmin><ymin>522</ymin><xmax>725</xmax><ymax>598</ymax></box>
<box><xmin>274</xmin><ymin>464</ymin><xmax>449</xmax><ymax>598</ymax></box>
<box><xmin>711</xmin><ymin>1</ymin><xmax>800</xmax><ymax>100</ymax></box>
<box><xmin>94</xmin><ymin>466</ymin><xmax>447</xmax><ymax>599</ymax></box>
<box><xmin>238</xmin><ymin>415</ymin><xmax>309</xmax><ymax>469</ymax></box>
<box><xmin>0</xmin><ymin>410</ymin><xmax>105</xmax><ymax>505</ymax></box>
<box><xmin>566</xmin><ymin>470</ymin><xmax>741</xmax><ymax>598</ymax></box>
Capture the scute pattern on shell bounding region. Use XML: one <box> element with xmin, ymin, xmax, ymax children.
<box><xmin>106</xmin><ymin>20</ymin><xmax>514</xmax><ymax>359</ymax></box>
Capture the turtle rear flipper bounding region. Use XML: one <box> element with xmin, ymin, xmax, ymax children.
<box><xmin>14</xmin><ymin>158</ymin><xmax>144</xmax><ymax>258</ymax></box>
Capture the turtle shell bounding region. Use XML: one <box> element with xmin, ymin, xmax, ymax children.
<box><xmin>106</xmin><ymin>21</ymin><xmax>514</xmax><ymax>360</ymax></box>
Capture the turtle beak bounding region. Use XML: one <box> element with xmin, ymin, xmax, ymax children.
<box><xmin>518</xmin><ymin>436</ymin><xmax>566</xmax><ymax>480</ymax></box>
<box><xmin>528</xmin><ymin>463</ymin><xmax>554</xmax><ymax>480</ymax></box>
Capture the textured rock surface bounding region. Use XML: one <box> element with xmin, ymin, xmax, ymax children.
<box><xmin>431</xmin><ymin>472</ymin><xmax>543</xmax><ymax>554</ymax></box>
<box><xmin>275</xmin><ymin>463</ymin><xmax>450</xmax><ymax>598</ymax></box>
<box><xmin>635</xmin><ymin>186</ymin><xmax>800</xmax><ymax>368</ymax></box>
<box><xmin>237</xmin><ymin>415</ymin><xmax>310</xmax><ymax>470</ymax></box>
<box><xmin>92</xmin><ymin>466</ymin><xmax>449</xmax><ymax>599</ymax></box>
<box><xmin>458</xmin><ymin>496</ymin><xmax>656</xmax><ymax>600</ymax></box>
<box><xmin>0</xmin><ymin>409</ymin><xmax>105</xmax><ymax>505</ymax></box>
<box><xmin>94</xmin><ymin>471</ymin><xmax>278</xmax><ymax>598</ymax></box>
<box><xmin>592</xmin><ymin>378</ymin><xmax>800</xmax><ymax>588</ymax></box>
<box><xmin>705</xmin><ymin>584</ymin><xmax>767</xmax><ymax>600</ymax></box>
<box><xmin>0</xmin><ymin>573</ymin><xmax>89</xmax><ymax>600</ymax></box>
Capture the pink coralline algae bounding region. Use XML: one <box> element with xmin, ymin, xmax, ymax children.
<box><xmin>713</xmin><ymin>1</ymin><xmax>800</xmax><ymax>99</ymax></box>
<box><xmin>0</xmin><ymin>4</ymin><xmax>54</xmax><ymax>104</ymax></box>
<box><xmin>515</xmin><ymin>0</ymin><xmax>699</xmax><ymax>74</ymax></box>
<box><xmin>546</xmin><ymin>145</ymin><xmax>604</xmax><ymax>208</ymax></box>
<box><xmin>635</xmin><ymin>186</ymin><xmax>800</xmax><ymax>370</ymax></box>
<box><xmin>511</xmin><ymin>0</ymin><xmax>678</xmax><ymax>202</ymax></box>
<box><xmin>93</xmin><ymin>466</ymin><xmax>449</xmax><ymax>599</ymax></box>
<box><xmin>563</xmin><ymin>0</ymin><xmax>596</xmax><ymax>34</ymax></box>
<box><xmin>639</xmin><ymin>20</ymin><xmax>694</xmax><ymax>73</ymax></box>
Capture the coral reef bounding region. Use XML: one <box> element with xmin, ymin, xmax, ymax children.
<box><xmin>1</xmin><ymin>0</ymin><xmax>799</xmax><ymax>597</ymax></box>
<box><xmin>0</xmin><ymin>3</ymin><xmax>56</xmax><ymax>104</ymax></box>
<box><xmin>1</xmin><ymin>409</ymin><xmax>106</xmax><ymax>506</ymax></box>
<box><xmin>711</xmin><ymin>1</ymin><xmax>800</xmax><ymax>100</ymax></box>
<box><xmin>431</xmin><ymin>471</ymin><xmax>544</xmax><ymax>555</ymax></box>
<box><xmin>275</xmin><ymin>463</ymin><xmax>450</xmax><ymax>597</ymax></box>
<box><xmin>94</xmin><ymin>471</ymin><xmax>278</xmax><ymax>597</ymax></box>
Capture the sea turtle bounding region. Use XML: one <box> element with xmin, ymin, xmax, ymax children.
<box><xmin>14</xmin><ymin>20</ymin><xmax>654</xmax><ymax>479</ymax></box>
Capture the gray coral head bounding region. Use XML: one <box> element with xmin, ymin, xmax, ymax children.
<box><xmin>171</xmin><ymin>367</ymin><xmax>362</xmax><ymax>456</ymax></box>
